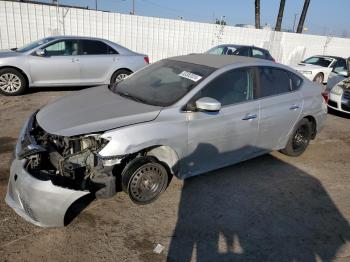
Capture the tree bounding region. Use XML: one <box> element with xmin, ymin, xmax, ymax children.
<box><xmin>215</xmin><ymin>18</ymin><xmax>227</xmax><ymax>25</ymax></box>
<box><xmin>255</xmin><ymin>0</ymin><xmax>260</xmax><ymax>29</ymax></box>
<box><xmin>275</xmin><ymin>0</ymin><xmax>286</xmax><ymax>31</ymax></box>
<box><xmin>297</xmin><ymin>0</ymin><xmax>310</xmax><ymax>33</ymax></box>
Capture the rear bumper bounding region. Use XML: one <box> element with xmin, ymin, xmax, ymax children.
<box><xmin>5</xmin><ymin>158</ymin><xmax>90</xmax><ymax>227</ymax></box>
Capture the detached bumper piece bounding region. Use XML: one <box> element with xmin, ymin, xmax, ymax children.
<box><xmin>6</xmin><ymin>159</ymin><xmax>90</xmax><ymax>227</ymax></box>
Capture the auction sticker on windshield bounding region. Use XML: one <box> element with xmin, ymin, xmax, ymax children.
<box><xmin>178</xmin><ymin>71</ymin><xmax>202</xmax><ymax>82</ymax></box>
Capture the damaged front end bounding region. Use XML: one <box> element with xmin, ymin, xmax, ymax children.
<box><xmin>6</xmin><ymin>112</ymin><xmax>122</xmax><ymax>227</ymax></box>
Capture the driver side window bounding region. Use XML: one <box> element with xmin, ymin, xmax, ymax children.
<box><xmin>196</xmin><ymin>68</ymin><xmax>254</xmax><ymax>107</ymax></box>
<box><xmin>43</xmin><ymin>40</ymin><xmax>79</xmax><ymax>56</ymax></box>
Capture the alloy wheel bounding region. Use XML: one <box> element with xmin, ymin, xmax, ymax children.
<box><xmin>115</xmin><ymin>73</ymin><xmax>129</xmax><ymax>82</ymax></box>
<box><xmin>0</xmin><ymin>73</ymin><xmax>22</xmax><ymax>93</ymax></box>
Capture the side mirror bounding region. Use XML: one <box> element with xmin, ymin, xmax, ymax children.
<box><xmin>35</xmin><ymin>49</ymin><xmax>45</xmax><ymax>57</ymax></box>
<box><xmin>195</xmin><ymin>97</ymin><xmax>221</xmax><ymax>112</ymax></box>
<box><xmin>338</xmin><ymin>70</ymin><xmax>349</xmax><ymax>77</ymax></box>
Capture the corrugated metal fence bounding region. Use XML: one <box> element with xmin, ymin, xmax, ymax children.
<box><xmin>1</xmin><ymin>0</ymin><xmax>350</xmax><ymax>64</ymax></box>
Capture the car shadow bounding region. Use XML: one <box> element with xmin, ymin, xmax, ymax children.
<box><xmin>26</xmin><ymin>85</ymin><xmax>95</xmax><ymax>94</ymax></box>
<box><xmin>167</xmin><ymin>144</ymin><xmax>350</xmax><ymax>262</ymax></box>
<box><xmin>328</xmin><ymin>107</ymin><xmax>350</xmax><ymax>119</ymax></box>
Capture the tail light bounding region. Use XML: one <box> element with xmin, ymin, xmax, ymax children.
<box><xmin>144</xmin><ymin>56</ymin><xmax>149</xmax><ymax>64</ymax></box>
<box><xmin>321</xmin><ymin>91</ymin><xmax>329</xmax><ymax>103</ymax></box>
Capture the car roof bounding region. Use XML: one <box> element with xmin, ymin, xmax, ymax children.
<box><xmin>168</xmin><ymin>54</ymin><xmax>271</xmax><ymax>69</ymax></box>
<box><xmin>214</xmin><ymin>44</ymin><xmax>269</xmax><ymax>52</ymax></box>
<box><xmin>309</xmin><ymin>55</ymin><xmax>344</xmax><ymax>60</ymax></box>
<box><xmin>45</xmin><ymin>35</ymin><xmax>109</xmax><ymax>41</ymax></box>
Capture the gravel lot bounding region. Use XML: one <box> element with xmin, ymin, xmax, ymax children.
<box><xmin>0</xmin><ymin>87</ymin><xmax>349</xmax><ymax>262</ymax></box>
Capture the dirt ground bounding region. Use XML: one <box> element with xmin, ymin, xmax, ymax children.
<box><xmin>0</xmin><ymin>87</ymin><xmax>350</xmax><ymax>262</ymax></box>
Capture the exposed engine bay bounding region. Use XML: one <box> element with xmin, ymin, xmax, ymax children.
<box><xmin>18</xmin><ymin>113</ymin><xmax>121</xmax><ymax>198</ymax></box>
<box><xmin>338</xmin><ymin>77</ymin><xmax>350</xmax><ymax>90</ymax></box>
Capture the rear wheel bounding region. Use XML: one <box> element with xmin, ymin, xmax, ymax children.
<box><xmin>0</xmin><ymin>68</ymin><xmax>27</xmax><ymax>96</ymax></box>
<box><xmin>313</xmin><ymin>73</ymin><xmax>324</xmax><ymax>84</ymax></box>
<box><xmin>280</xmin><ymin>119</ymin><xmax>312</xmax><ymax>157</ymax></box>
<box><xmin>121</xmin><ymin>156</ymin><xmax>169</xmax><ymax>205</ymax></box>
<box><xmin>110</xmin><ymin>69</ymin><xmax>132</xmax><ymax>84</ymax></box>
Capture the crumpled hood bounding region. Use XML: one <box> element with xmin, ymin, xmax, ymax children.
<box><xmin>36</xmin><ymin>85</ymin><xmax>161</xmax><ymax>136</ymax></box>
<box><xmin>292</xmin><ymin>63</ymin><xmax>325</xmax><ymax>71</ymax></box>
<box><xmin>0</xmin><ymin>50</ymin><xmax>22</xmax><ymax>58</ymax></box>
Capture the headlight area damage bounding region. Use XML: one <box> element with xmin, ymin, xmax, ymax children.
<box><xmin>6</xmin><ymin>112</ymin><xmax>124</xmax><ymax>227</ymax></box>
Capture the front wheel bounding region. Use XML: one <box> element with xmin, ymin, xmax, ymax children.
<box><xmin>280</xmin><ymin>119</ymin><xmax>312</xmax><ymax>157</ymax></box>
<box><xmin>121</xmin><ymin>156</ymin><xmax>169</xmax><ymax>205</ymax></box>
<box><xmin>0</xmin><ymin>68</ymin><xmax>27</xmax><ymax>96</ymax></box>
<box><xmin>110</xmin><ymin>69</ymin><xmax>132</xmax><ymax>84</ymax></box>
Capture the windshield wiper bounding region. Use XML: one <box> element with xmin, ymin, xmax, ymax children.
<box><xmin>116</xmin><ymin>90</ymin><xmax>148</xmax><ymax>104</ymax></box>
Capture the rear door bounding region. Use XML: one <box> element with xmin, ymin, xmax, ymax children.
<box><xmin>185</xmin><ymin>67</ymin><xmax>260</xmax><ymax>176</ymax></box>
<box><xmin>28</xmin><ymin>39</ymin><xmax>81</xmax><ymax>85</ymax></box>
<box><xmin>78</xmin><ymin>39</ymin><xmax>119</xmax><ymax>84</ymax></box>
<box><xmin>255</xmin><ymin>66</ymin><xmax>304</xmax><ymax>151</ymax></box>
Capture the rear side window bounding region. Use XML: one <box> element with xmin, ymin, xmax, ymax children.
<box><xmin>252</xmin><ymin>48</ymin><xmax>266</xmax><ymax>59</ymax></box>
<box><xmin>258</xmin><ymin>67</ymin><xmax>292</xmax><ymax>97</ymax></box>
<box><xmin>289</xmin><ymin>72</ymin><xmax>303</xmax><ymax>90</ymax></box>
<box><xmin>234</xmin><ymin>47</ymin><xmax>250</xmax><ymax>57</ymax></box>
<box><xmin>81</xmin><ymin>40</ymin><xmax>117</xmax><ymax>55</ymax></box>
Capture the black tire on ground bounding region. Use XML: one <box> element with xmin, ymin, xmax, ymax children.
<box><xmin>280</xmin><ymin>118</ymin><xmax>312</xmax><ymax>157</ymax></box>
<box><xmin>313</xmin><ymin>73</ymin><xmax>324</xmax><ymax>84</ymax></box>
<box><xmin>121</xmin><ymin>156</ymin><xmax>170</xmax><ymax>205</ymax></box>
<box><xmin>0</xmin><ymin>68</ymin><xmax>27</xmax><ymax>96</ymax></box>
<box><xmin>110</xmin><ymin>69</ymin><xmax>132</xmax><ymax>84</ymax></box>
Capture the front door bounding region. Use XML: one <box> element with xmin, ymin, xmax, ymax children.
<box><xmin>28</xmin><ymin>39</ymin><xmax>81</xmax><ymax>86</ymax></box>
<box><xmin>184</xmin><ymin>67</ymin><xmax>260</xmax><ymax>177</ymax></box>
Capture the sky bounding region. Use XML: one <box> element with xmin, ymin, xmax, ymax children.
<box><xmin>35</xmin><ymin>0</ymin><xmax>350</xmax><ymax>37</ymax></box>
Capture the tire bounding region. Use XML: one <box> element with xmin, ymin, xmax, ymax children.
<box><xmin>110</xmin><ymin>69</ymin><xmax>132</xmax><ymax>84</ymax></box>
<box><xmin>313</xmin><ymin>73</ymin><xmax>324</xmax><ymax>84</ymax></box>
<box><xmin>0</xmin><ymin>68</ymin><xmax>27</xmax><ymax>96</ymax></box>
<box><xmin>280</xmin><ymin>118</ymin><xmax>312</xmax><ymax>157</ymax></box>
<box><xmin>121</xmin><ymin>156</ymin><xmax>169</xmax><ymax>205</ymax></box>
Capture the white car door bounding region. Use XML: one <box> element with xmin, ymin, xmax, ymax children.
<box><xmin>28</xmin><ymin>39</ymin><xmax>81</xmax><ymax>86</ymax></box>
<box><xmin>78</xmin><ymin>40</ymin><xmax>119</xmax><ymax>84</ymax></box>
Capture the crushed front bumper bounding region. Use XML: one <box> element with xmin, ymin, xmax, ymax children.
<box><xmin>6</xmin><ymin>158</ymin><xmax>90</xmax><ymax>227</ymax></box>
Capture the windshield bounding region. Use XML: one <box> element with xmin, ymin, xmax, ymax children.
<box><xmin>302</xmin><ymin>56</ymin><xmax>334</xmax><ymax>67</ymax></box>
<box><xmin>16</xmin><ymin>37</ymin><xmax>56</xmax><ymax>53</ymax></box>
<box><xmin>111</xmin><ymin>60</ymin><xmax>215</xmax><ymax>107</ymax></box>
<box><xmin>206</xmin><ymin>46</ymin><xmax>237</xmax><ymax>55</ymax></box>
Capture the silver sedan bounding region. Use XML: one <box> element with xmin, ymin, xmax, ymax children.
<box><xmin>6</xmin><ymin>55</ymin><xmax>327</xmax><ymax>227</ymax></box>
<box><xmin>0</xmin><ymin>36</ymin><xmax>149</xmax><ymax>95</ymax></box>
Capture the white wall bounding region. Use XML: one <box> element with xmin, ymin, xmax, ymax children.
<box><xmin>1</xmin><ymin>0</ymin><xmax>350</xmax><ymax>64</ymax></box>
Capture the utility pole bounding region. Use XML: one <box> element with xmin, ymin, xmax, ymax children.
<box><xmin>132</xmin><ymin>0</ymin><xmax>135</xmax><ymax>15</ymax></box>
<box><xmin>95</xmin><ymin>0</ymin><xmax>97</xmax><ymax>11</ymax></box>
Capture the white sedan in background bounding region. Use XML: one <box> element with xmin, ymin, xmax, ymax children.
<box><xmin>292</xmin><ymin>55</ymin><xmax>348</xmax><ymax>84</ymax></box>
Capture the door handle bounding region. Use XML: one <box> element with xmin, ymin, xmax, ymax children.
<box><xmin>289</xmin><ymin>104</ymin><xmax>300</xmax><ymax>110</ymax></box>
<box><xmin>72</xmin><ymin>58</ymin><xmax>79</xmax><ymax>62</ymax></box>
<box><xmin>242</xmin><ymin>113</ymin><xmax>257</xmax><ymax>120</ymax></box>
